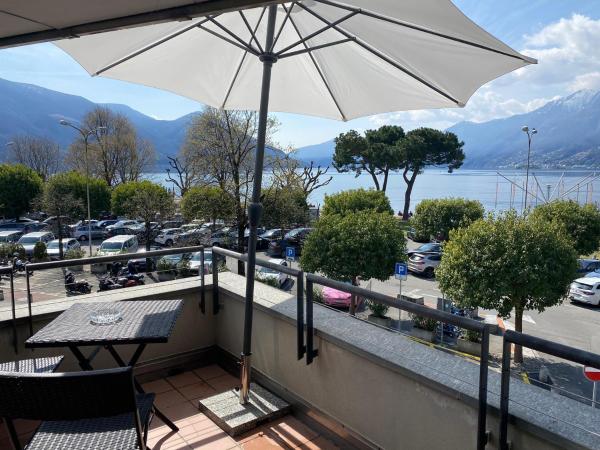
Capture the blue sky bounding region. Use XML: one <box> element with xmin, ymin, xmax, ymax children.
<box><xmin>1</xmin><ymin>0</ymin><xmax>599</xmax><ymax>148</ymax></box>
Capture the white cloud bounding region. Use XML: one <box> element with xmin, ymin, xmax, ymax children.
<box><xmin>369</xmin><ymin>14</ymin><xmax>600</xmax><ymax>131</ymax></box>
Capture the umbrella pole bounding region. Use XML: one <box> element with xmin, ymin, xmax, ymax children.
<box><xmin>240</xmin><ymin>4</ymin><xmax>278</xmax><ymax>405</ymax></box>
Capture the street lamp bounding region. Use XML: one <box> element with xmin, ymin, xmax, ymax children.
<box><xmin>59</xmin><ymin>119</ymin><xmax>106</xmax><ymax>256</ymax></box>
<box><xmin>521</xmin><ymin>125</ymin><xmax>537</xmax><ymax>210</ymax></box>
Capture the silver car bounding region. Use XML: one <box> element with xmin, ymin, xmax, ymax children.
<box><xmin>46</xmin><ymin>238</ymin><xmax>80</xmax><ymax>260</ymax></box>
<box><xmin>17</xmin><ymin>231</ymin><xmax>55</xmax><ymax>257</ymax></box>
<box><xmin>73</xmin><ymin>225</ymin><xmax>107</xmax><ymax>241</ymax></box>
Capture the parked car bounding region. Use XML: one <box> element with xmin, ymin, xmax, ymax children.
<box><xmin>17</xmin><ymin>231</ymin><xmax>55</xmax><ymax>257</ymax></box>
<box><xmin>204</xmin><ymin>227</ymin><xmax>236</xmax><ymax>248</ymax></box>
<box><xmin>70</xmin><ymin>219</ymin><xmax>99</xmax><ymax>229</ymax></box>
<box><xmin>189</xmin><ymin>250</ymin><xmax>215</xmax><ymax>275</ymax></box>
<box><xmin>178</xmin><ymin>227</ymin><xmax>206</xmax><ymax>246</ymax></box>
<box><xmin>0</xmin><ymin>221</ymin><xmax>40</xmax><ymax>234</ymax></box>
<box><xmin>255</xmin><ymin>259</ymin><xmax>291</xmax><ymax>288</ymax></box>
<box><xmin>106</xmin><ymin>226</ymin><xmax>139</xmax><ymax>238</ymax></box>
<box><xmin>97</xmin><ymin>235</ymin><xmax>139</xmax><ymax>256</ymax></box>
<box><xmin>27</xmin><ymin>222</ymin><xmax>50</xmax><ymax>232</ymax></box>
<box><xmin>407</xmin><ymin>242</ymin><xmax>442</xmax><ymax>257</ymax></box>
<box><xmin>155</xmin><ymin>228</ymin><xmax>182</xmax><ymax>246</ymax></box>
<box><xmin>161</xmin><ymin>220</ymin><xmax>183</xmax><ymax>229</ymax></box>
<box><xmin>46</xmin><ymin>238</ymin><xmax>80</xmax><ymax>260</ymax></box>
<box><xmin>0</xmin><ymin>230</ymin><xmax>24</xmax><ymax>244</ymax></box>
<box><xmin>73</xmin><ymin>225</ymin><xmax>107</xmax><ymax>241</ymax></box>
<box><xmin>259</xmin><ymin>228</ymin><xmax>288</xmax><ymax>247</ymax></box>
<box><xmin>407</xmin><ymin>252</ymin><xmax>441</xmax><ymax>278</ymax></box>
<box><xmin>42</xmin><ymin>216</ymin><xmax>74</xmax><ymax>226</ymax></box>
<box><xmin>322</xmin><ymin>285</ymin><xmax>353</xmax><ymax>308</ymax></box>
<box><xmin>577</xmin><ymin>259</ymin><xmax>600</xmax><ymax>274</ymax></box>
<box><xmin>127</xmin><ymin>247</ymin><xmax>159</xmax><ymax>272</ymax></box>
<box><xmin>97</xmin><ymin>219</ymin><xmax>119</xmax><ymax>228</ymax></box>
<box><xmin>267</xmin><ymin>227</ymin><xmax>313</xmax><ymax>258</ymax></box>
<box><xmin>569</xmin><ymin>277</ymin><xmax>600</xmax><ymax>306</ymax></box>
<box><xmin>106</xmin><ymin>220</ymin><xmax>139</xmax><ymax>231</ymax></box>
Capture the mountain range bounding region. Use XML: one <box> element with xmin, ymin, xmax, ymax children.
<box><xmin>0</xmin><ymin>77</ymin><xmax>283</xmax><ymax>167</ymax></box>
<box><xmin>293</xmin><ymin>90</ymin><xmax>600</xmax><ymax>169</ymax></box>
<box><xmin>1</xmin><ymin>76</ymin><xmax>599</xmax><ymax>169</ymax></box>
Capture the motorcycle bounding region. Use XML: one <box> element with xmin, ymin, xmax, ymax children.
<box><xmin>63</xmin><ymin>269</ymin><xmax>92</xmax><ymax>295</ymax></box>
<box><xmin>98</xmin><ymin>263</ymin><xmax>145</xmax><ymax>292</ymax></box>
<box><xmin>12</xmin><ymin>255</ymin><xmax>33</xmax><ymax>276</ymax></box>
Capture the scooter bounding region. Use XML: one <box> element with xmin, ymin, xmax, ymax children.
<box><xmin>64</xmin><ymin>269</ymin><xmax>92</xmax><ymax>295</ymax></box>
<box><xmin>12</xmin><ymin>255</ymin><xmax>33</xmax><ymax>276</ymax></box>
<box><xmin>98</xmin><ymin>273</ymin><xmax>144</xmax><ymax>292</ymax></box>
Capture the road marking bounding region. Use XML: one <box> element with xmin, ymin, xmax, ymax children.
<box><xmin>522</xmin><ymin>315</ymin><xmax>536</xmax><ymax>324</ymax></box>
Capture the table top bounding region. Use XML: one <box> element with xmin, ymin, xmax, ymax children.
<box><xmin>25</xmin><ymin>300</ymin><xmax>183</xmax><ymax>348</ymax></box>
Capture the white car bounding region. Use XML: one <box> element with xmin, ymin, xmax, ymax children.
<box><xmin>189</xmin><ymin>250</ymin><xmax>214</xmax><ymax>275</ymax></box>
<box><xmin>106</xmin><ymin>220</ymin><xmax>139</xmax><ymax>231</ymax></box>
<box><xmin>569</xmin><ymin>278</ymin><xmax>600</xmax><ymax>306</ymax></box>
<box><xmin>154</xmin><ymin>228</ymin><xmax>182</xmax><ymax>246</ymax></box>
<box><xmin>46</xmin><ymin>238</ymin><xmax>80</xmax><ymax>260</ymax></box>
<box><xmin>255</xmin><ymin>258</ymin><xmax>291</xmax><ymax>288</ymax></box>
<box><xmin>408</xmin><ymin>252</ymin><xmax>441</xmax><ymax>278</ymax></box>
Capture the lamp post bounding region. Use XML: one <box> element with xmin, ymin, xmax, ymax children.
<box><xmin>521</xmin><ymin>126</ymin><xmax>537</xmax><ymax>211</ymax></box>
<box><xmin>59</xmin><ymin>119</ymin><xmax>106</xmax><ymax>256</ymax></box>
<box><xmin>5</xmin><ymin>141</ymin><xmax>15</xmax><ymax>162</ymax></box>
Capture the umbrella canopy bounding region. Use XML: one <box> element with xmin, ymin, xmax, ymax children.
<box><xmin>52</xmin><ymin>1</ymin><xmax>535</xmax><ymax>422</ymax></box>
<box><xmin>56</xmin><ymin>0</ymin><xmax>535</xmax><ymax>121</ymax></box>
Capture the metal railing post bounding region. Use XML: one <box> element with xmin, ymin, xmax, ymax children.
<box><xmin>297</xmin><ymin>272</ymin><xmax>306</xmax><ymax>360</ymax></box>
<box><xmin>25</xmin><ymin>266</ymin><xmax>33</xmax><ymax>337</ymax></box>
<box><xmin>499</xmin><ymin>336</ymin><xmax>512</xmax><ymax>450</ymax></box>
<box><xmin>306</xmin><ymin>277</ymin><xmax>318</xmax><ymax>365</ymax></box>
<box><xmin>477</xmin><ymin>325</ymin><xmax>491</xmax><ymax>450</ymax></box>
<box><xmin>212</xmin><ymin>249</ymin><xmax>219</xmax><ymax>315</ymax></box>
<box><xmin>199</xmin><ymin>247</ymin><xmax>205</xmax><ymax>314</ymax></box>
<box><xmin>10</xmin><ymin>270</ymin><xmax>17</xmax><ymax>353</ymax></box>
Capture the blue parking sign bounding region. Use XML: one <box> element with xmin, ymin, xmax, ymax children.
<box><xmin>286</xmin><ymin>247</ymin><xmax>296</xmax><ymax>260</ymax></box>
<box><xmin>395</xmin><ymin>262</ymin><xmax>407</xmax><ymax>280</ymax></box>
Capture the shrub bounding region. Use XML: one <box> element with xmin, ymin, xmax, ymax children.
<box><xmin>411</xmin><ymin>198</ymin><xmax>484</xmax><ymax>242</ymax></box>
<box><xmin>312</xmin><ymin>287</ymin><xmax>324</xmax><ymax>304</ymax></box>
<box><xmin>462</xmin><ymin>329</ymin><xmax>481</xmax><ymax>343</ymax></box>
<box><xmin>157</xmin><ymin>258</ymin><xmax>177</xmax><ymax>275</ymax></box>
<box><xmin>176</xmin><ymin>259</ymin><xmax>192</xmax><ymax>278</ymax></box>
<box><xmin>32</xmin><ymin>242</ymin><xmax>48</xmax><ymax>262</ymax></box>
<box><xmin>321</xmin><ymin>189</ymin><xmax>393</xmax><ymax>217</ymax></box>
<box><xmin>366</xmin><ymin>299</ymin><xmax>389</xmax><ymax>318</ymax></box>
<box><xmin>410</xmin><ymin>313</ymin><xmax>438</xmax><ymax>331</ymax></box>
<box><xmin>64</xmin><ymin>247</ymin><xmax>85</xmax><ymax>260</ymax></box>
<box><xmin>0</xmin><ymin>243</ymin><xmax>26</xmax><ymax>261</ymax></box>
<box><xmin>256</xmin><ymin>273</ymin><xmax>280</xmax><ymax>289</ymax></box>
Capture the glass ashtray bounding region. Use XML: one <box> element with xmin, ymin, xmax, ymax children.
<box><xmin>90</xmin><ymin>309</ymin><xmax>122</xmax><ymax>326</ymax></box>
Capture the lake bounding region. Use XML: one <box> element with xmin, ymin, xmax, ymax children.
<box><xmin>150</xmin><ymin>169</ymin><xmax>600</xmax><ymax>214</ymax></box>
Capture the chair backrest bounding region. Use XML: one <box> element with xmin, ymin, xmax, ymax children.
<box><xmin>0</xmin><ymin>366</ymin><xmax>137</xmax><ymax>421</ymax></box>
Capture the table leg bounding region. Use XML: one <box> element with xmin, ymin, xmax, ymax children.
<box><xmin>69</xmin><ymin>345</ymin><xmax>94</xmax><ymax>371</ymax></box>
<box><xmin>106</xmin><ymin>344</ymin><xmax>179</xmax><ymax>433</ymax></box>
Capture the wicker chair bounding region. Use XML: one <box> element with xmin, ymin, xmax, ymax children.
<box><xmin>0</xmin><ymin>356</ymin><xmax>64</xmax><ymax>374</ymax></box>
<box><xmin>0</xmin><ymin>366</ymin><xmax>153</xmax><ymax>450</ymax></box>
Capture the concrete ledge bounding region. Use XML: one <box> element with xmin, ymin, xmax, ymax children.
<box><xmin>217</xmin><ymin>272</ymin><xmax>600</xmax><ymax>450</ymax></box>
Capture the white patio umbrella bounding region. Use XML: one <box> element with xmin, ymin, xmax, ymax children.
<box><xmin>54</xmin><ymin>0</ymin><xmax>534</xmax><ymax>429</ymax></box>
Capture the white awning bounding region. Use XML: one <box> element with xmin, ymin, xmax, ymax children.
<box><xmin>0</xmin><ymin>0</ymin><xmax>276</xmax><ymax>48</ymax></box>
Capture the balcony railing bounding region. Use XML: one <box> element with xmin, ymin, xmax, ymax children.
<box><xmin>2</xmin><ymin>246</ymin><xmax>600</xmax><ymax>449</ymax></box>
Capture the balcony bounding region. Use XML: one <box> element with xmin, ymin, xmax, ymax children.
<box><xmin>0</xmin><ymin>248</ymin><xmax>599</xmax><ymax>449</ymax></box>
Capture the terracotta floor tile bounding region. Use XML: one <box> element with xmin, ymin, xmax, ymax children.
<box><xmin>240</xmin><ymin>433</ymin><xmax>287</xmax><ymax>450</ymax></box>
<box><xmin>177</xmin><ymin>381</ymin><xmax>216</xmax><ymax>401</ymax></box>
<box><xmin>143</xmin><ymin>378</ymin><xmax>174</xmax><ymax>394</ymax></box>
<box><xmin>155</xmin><ymin>389</ymin><xmax>188</xmax><ymax>409</ymax></box>
<box><xmin>167</xmin><ymin>371</ymin><xmax>202</xmax><ymax>389</ymax></box>
<box><xmin>184</xmin><ymin>426</ymin><xmax>238</xmax><ymax>450</ymax></box>
<box><xmin>266</xmin><ymin>416</ymin><xmax>319</xmax><ymax>448</ymax></box>
<box><xmin>297</xmin><ymin>436</ymin><xmax>342</xmax><ymax>450</ymax></box>
<box><xmin>161</xmin><ymin>401</ymin><xmax>204</xmax><ymax>425</ymax></box>
<box><xmin>234</xmin><ymin>426</ymin><xmax>273</xmax><ymax>444</ymax></box>
<box><xmin>193</xmin><ymin>365</ymin><xmax>229</xmax><ymax>381</ymax></box>
<box><xmin>206</xmin><ymin>374</ymin><xmax>239</xmax><ymax>392</ymax></box>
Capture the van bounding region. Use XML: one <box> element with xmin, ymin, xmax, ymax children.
<box><xmin>97</xmin><ymin>235</ymin><xmax>139</xmax><ymax>256</ymax></box>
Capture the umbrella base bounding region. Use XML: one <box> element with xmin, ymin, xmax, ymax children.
<box><xmin>198</xmin><ymin>383</ymin><xmax>290</xmax><ymax>436</ymax></box>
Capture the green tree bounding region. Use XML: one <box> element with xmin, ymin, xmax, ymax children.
<box><xmin>45</xmin><ymin>171</ymin><xmax>111</xmax><ymax>219</ymax></box>
<box><xmin>301</xmin><ymin>211</ymin><xmax>406</xmax><ymax>286</ymax></box>
<box><xmin>111</xmin><ymin>181</ymin><xmax>175</xmax><ymax>251</ymax></box>
<box><xmin>531</xmin><ymin>200</ymin><xmax>600</xmax><ymax>255</ymax></box>
<box><xmin>400</xmin><ymin>128</ymin><xmax>465</xmax><ymax>220</ymax></box>
<box><xmin>261</xmin><ymin>186</ymin><xmax>309</xmax><ymax>230</ymax></box>
<box><xmin>180</xmin><ymin>186</ymin><xmax>236</xmax><ymax>227</ymax></box>
<box><xmin>333</xmin><ymin>125</ymin><xmax>405</xmax><ymax>192</ymax></box>
<box><xmin>321</xmin><ymin>189</ymin><xmax>393</xmax><ymax>217</ymax></box>
<box><xmin>411</xmin><ymin>198</ymin><xmax>484</xmax><ymax>241</ymax></box>
<box><xmin>39</xmin><ymin>173</ymin><xmax>85</xmax><ymax>258</ymax></box>
<box><xmin>436</xmin><ymin>211</ymin><xmax>577</xmax><ymax>363</ymax></box>
<box><xmin>0</xmin><ymin>164</ymin><xmax>43</xmax><ymax>219</ymax></box>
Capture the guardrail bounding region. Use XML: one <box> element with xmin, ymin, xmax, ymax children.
<box><xmin>499</xmin><ymin>330</ymin><xmax>600</xmax><ymax>450</ymax></box>
<box><xmin>3</xmin><ymin>245</ymin><xmax>206</xmax><ymax>349</ymax></box>
<box><xmin>211</xmin><ymin>247</ymin><xmax>308</xmax><ymax>360</ymax></box>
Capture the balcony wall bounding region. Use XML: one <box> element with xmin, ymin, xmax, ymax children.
<box><xmin>0</xmin><ymin>273</ymin><xmax>598</xmax><ymax>449</ymax></box>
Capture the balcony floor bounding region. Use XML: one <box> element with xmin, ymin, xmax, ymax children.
<box><xmin>144</xmin><ymin>365</ymin><xmax>341</xmax><ymax>450</ymax></box>
<box><xmin>0</xmin><ymin>365</ymin><xmax>341</xmax><ymax>450</ymax></box>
